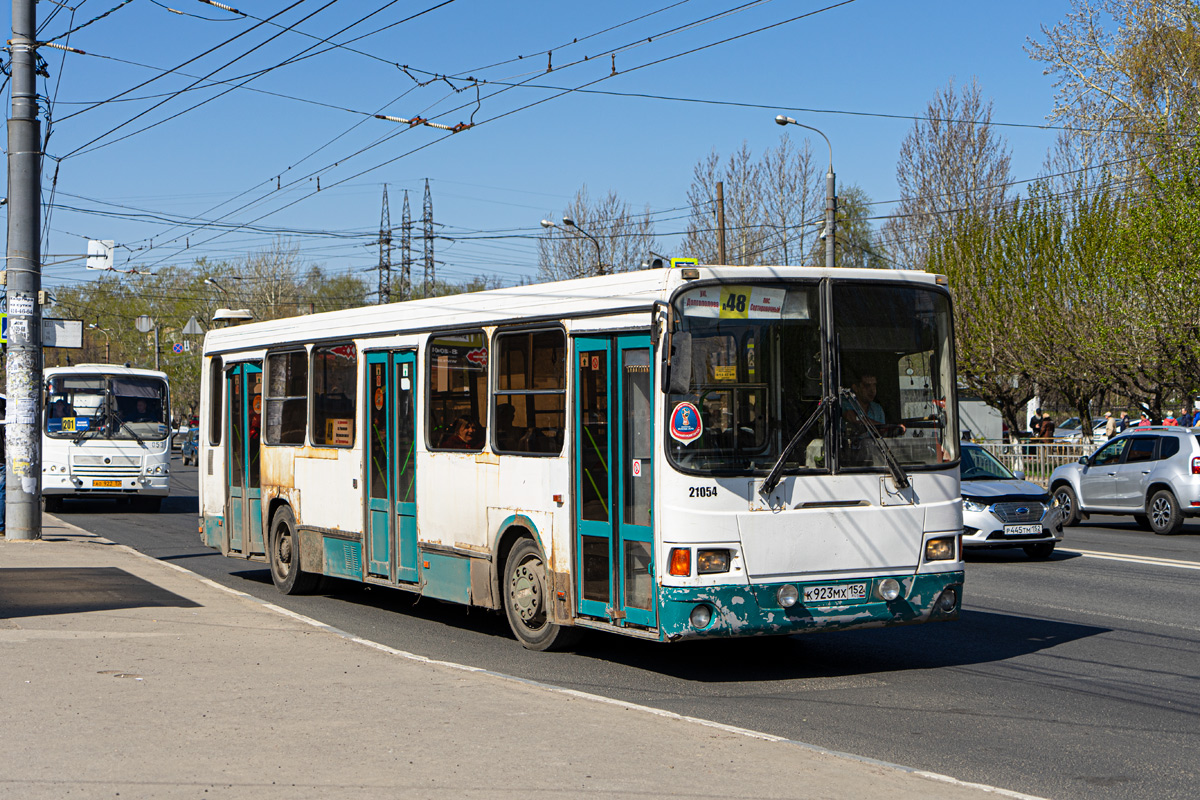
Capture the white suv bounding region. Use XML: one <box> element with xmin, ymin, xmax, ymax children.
<box><xmin>1049</xmin><ymin>427</ymin><xmax>1200</xmax><ymax>535</ymax></box>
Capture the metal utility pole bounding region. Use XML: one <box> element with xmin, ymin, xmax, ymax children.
<box><xmin>716</xmin><ymin>181</ymin><xmax>727</xmax><ymax>265</ymax></box>
<box><xmin>776</xmin><ymin>115</ymin><xmax>835</xmax><ymax>269</ymax></box>
<box><xmin>400</xmin><ymin>191</ymin><xmax>412</xmax><ymax>301</ymax></box>
<box><xmin>422</xmin><ymin>179</ymin><xmax>434</xmax><ymax>295</ymax></box>
<box><xmin>377</xmin><ymin>185</ymin><xmax>392</xmax><ymax>304</ymax></box>
<box><xmin>6</xmin><ymin>0</ymin><xmax>43</xmax><ymax>540</ymax></box>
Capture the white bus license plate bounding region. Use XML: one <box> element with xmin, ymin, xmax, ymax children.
<box><xmin>92</xmin><ymin>479</ymin><xmax>121</xmax><ymax>488</ymax></box>
<box><xmin>1004</xmin><ymin>523</ymin><xmax>1042</xmax><ymax>536</ymax></box>
<box><xmin>803</xmin><ymin>583</ymin><xmax>867</xmax><ymax>604</ymax></box>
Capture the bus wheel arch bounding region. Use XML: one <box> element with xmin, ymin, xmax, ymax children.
<box><xmin>268</xmin><ymin>503</ymin><xmax>319</xmax><ymax>595</ymax></box>
<box><xmin>500</xmin><ymin>535</ymin><xmax>581</xmax><ymax>651</ymax></box>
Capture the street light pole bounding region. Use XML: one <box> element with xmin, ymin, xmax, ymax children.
<box><xmin>6</xmin><ymin>0</ymin><xmax>43</xmax><ymax>540</ymax></box>
<box><xmin>88</xmin><ymin>324</ymin><xmax>112</xmax><ymax>362</ymax></box>
<box><xmin>776</xmin><ymin>115</ymin><xmax>836</xmax><ymax>269</ymax></box>
<box><xmin>541</xmin><ymin>218</ymin><xmax>605</xmax><ymax>275</ymax></box>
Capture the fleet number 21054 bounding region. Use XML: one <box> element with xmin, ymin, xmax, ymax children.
<box><xmin>688</xmin><ymin>486</ymin><xmax>718</xmax><ymax>498</ymax></box>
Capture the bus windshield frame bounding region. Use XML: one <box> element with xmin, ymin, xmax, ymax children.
<box><xmin>45</xmin><ymin>373</ymin><xmax>171</xmax><ymax>442</ymax></box>
<box><xmin>664</xmin><ymin>278</ymin><xmax>958</xmax><ymax>477</ymax></box>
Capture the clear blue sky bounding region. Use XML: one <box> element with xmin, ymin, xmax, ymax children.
<box><xmin>3</xmin><ymin>0</ymin><xmax>1073</xmax><ymax>295</ymax></box>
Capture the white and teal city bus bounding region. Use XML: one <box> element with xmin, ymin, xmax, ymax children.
<box><xmin>42</xmin><ymin>364</ymin><xmax>172</xmax><ymax>512</ymax></box>
<box><xmin>197</xmin><ymin>265</ymin><xmax>963</xmax><ymax>649</ymax></box>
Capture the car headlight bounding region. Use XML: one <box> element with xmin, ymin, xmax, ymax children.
<box><xmin>963</xmin><ymin>498</ymin><xmax>989</xmax><ymax>513</ymax></box>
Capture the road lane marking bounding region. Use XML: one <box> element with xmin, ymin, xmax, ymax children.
<box><xmin>1059</xmin><ymin>547</ymin><xmax>1200</xmax><ymax>571</ymax></box>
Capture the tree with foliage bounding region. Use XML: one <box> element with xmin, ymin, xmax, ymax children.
<box><xmin>883</xmin><ymin>77</ymin><xmax>1013</xmax><ymax>271</ymax></box>
<box><xmin>806</xmin><ymin>184</ymin><xmax>888</xmax><ymax>269</ymax></box>
<box><xmin>537</xmin><ymin>187</ymin><xmax>657</xmax><ymax>280</ymax></box>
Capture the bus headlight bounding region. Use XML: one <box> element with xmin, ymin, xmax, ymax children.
<box><xmin>696</xmin><ymin>549</ymin><xmax>730</xmax><ymax>574</ymax></box>
<box><xmin>777</xmin><ymin>584</ymin><xmax>799</xmax><ymax>608</ymax></box>
<box><xmin>925</xmin><ymin>537</ymin><xmax>956</xmax><ymax>561</ymax></box>
<box><xmin>876</xmin><ymin>578</ymin><xmax>901</xmax><ymax>601</ymax></box>
<box><xmin>689</xmin><ymin>604</ymin><xmax>713</xmax><ymax>629</ymax></box>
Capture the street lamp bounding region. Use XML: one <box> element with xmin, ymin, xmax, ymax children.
<box><xmin>88</xmin><ymin>323</ymin><xmax>111</xmax><ymax>362</ymax></box>
<box><xmin>775</xmin><ymin>114</ymin><xmax>836</xmax><ymax>269</ymax></box>
<box><xmin>203</xmin><ymin>276</ymin><xmax>239</xmax><ymax>300</ymax></box>
<box><xmin>541</xmin><ymin>217</ymin><xmax>605</xmax><ymax>275</ymax></box>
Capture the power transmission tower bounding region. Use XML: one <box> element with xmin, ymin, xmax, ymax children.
<box><xmin>400</xmin><ymin>191</ymin><xmax>413</xmax><ymax>301</ymax></box>
<box><xmin>422</xmin><ymin>179</ymin><xmax>435</xmax><ymax>296</ymax></box>
<box><xmin>377</xmin><ymin>185</ymin><xmax>392</xmax><ymax>304</ymax></box>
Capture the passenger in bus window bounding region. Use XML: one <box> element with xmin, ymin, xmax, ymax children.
<box><xmin>440</xmin><ymin>416</ymin><xmax>481</xmax><ymax>449</ymax></box>
<box><xmin>51</xmin><ymin>399</ymin><xmax>76</xmax><ymax>418</ymax></box>
<box><xmin>495</xmin><ymin>403</ymin><xmax>526</xmax><ymax>451</ymax></box>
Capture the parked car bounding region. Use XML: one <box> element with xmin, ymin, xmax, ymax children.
<box><xmin>1054</xmin><ymin>416</ymin><xmax>1107</xmax><ymax>441</ymax></box>
<box><xmin>181</xmin><ymin>428</ymin><xmax>200</xmax><ymax>466</ymax></box>
<box><xmin>1049</xmin><ymin>427</ymin><xmax>1200</xmax><ymax>534</ymax></box>
<box><xmin>960</xmin><ymin>443</ymin><xmax>1064</xmax><ymax>558</ymax></box>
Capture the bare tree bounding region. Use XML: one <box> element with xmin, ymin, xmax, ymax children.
<box><xmin>756</xmin><ymin>134</ymin><xmax>821</xmax><ymax>265</ymax></box>
<box><xmin>1026</xmin><ymin>0</ymin><xmax>1200</xmax><ymax>176</ymax></box>
<box><xmin>685</xmin><ymin>137</ymin><xmax>824</xmax><ymax>265</ymax></box>
<box><xmin>882</xmin><ymin>77</ymin><xmax>1013</xmax><ymax>270</ymax></box>
<box><xmin>537</xmin><ymin>187</ymin><xmax>657</xmax><ymax>280</ymax></box>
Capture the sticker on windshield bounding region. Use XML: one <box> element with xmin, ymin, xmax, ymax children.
<box><xmin>670</xmin><ymin>402</ymin><xmax>702</xmax><ymax>444</ymax></box>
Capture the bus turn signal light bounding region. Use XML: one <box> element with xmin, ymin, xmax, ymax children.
<box><xmin>669</xmin><ymin>547</ymin><xmax>691</xmax><ymax>576</ymax></box>
<box><xmin>925</xmin><ymin>537</ymin><xmax>956</xmax><ymax>561</ymax></box>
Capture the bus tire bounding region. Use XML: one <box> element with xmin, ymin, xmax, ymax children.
<box><xmin>1147</xmin><ymin>489</ymin><xmax>1183</xmax><ymax>535</ymax></box>
<box><xmin>269</xmin><ymin>506</ymin><xmax>319</xmax><ymax>595</ymax></box>
<box><xmin>1052</xmin><ymin>484</ymin><xmax>1080</xmax><ymax>527</ymax></box>
<box><xmin>503</xmin><ymin>538</ymin><xmax>582</xmax><ymax>651</ymax></box>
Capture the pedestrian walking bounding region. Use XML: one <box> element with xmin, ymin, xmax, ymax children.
<box><xmin>1164</xmin><ymin>410</ymin><xmax>1178</xmax><ymax>426</ymax></box>
<box><xmin>1104</xmin><ymin>411</ymin><xmax>1117</xmax><ymax>439</ymax></box>
<box><xmin>1029</xmin><ymin>407</ymin><xmax>1043</xmax><ymax>436</ymax></box>
<box><xmin>1117</xmin><ymin>411</ymin><xmax>1130</xmax><ymax>432</ymax></box>
<box><xmin>1039</xmin><ymin>412</ymin><xmax>1056</xmax><ymax>442</ymax></box>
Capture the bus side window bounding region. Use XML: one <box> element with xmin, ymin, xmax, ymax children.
<box><xmin>427</xmin><ymin>331</ymin><xmax>488</xmax><ymax>451</ymax></box>
<box><xmin>494</xmin><ymin>329</ymin><xmax>565</xmax><ymax>455</ymax></box>
<box><xmin>209</xmin><ymin>356</ymin><xmax>223</xmax><ymax>446</ymax></box>
<box><xmin>312</xmin><ymin>344</ymin><xmax>357</xmax><ymax>447</ymax></box>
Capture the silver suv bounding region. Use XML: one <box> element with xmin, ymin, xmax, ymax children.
<box><xmin>1049</xmin><ymin>427</ymin><xmax>1200</xmax><ymax>534</ymax></box>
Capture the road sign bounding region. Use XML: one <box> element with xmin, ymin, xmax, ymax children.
<box><xmin>172</xmin><ymin>342</ymin><xmax>184</xmax><ymax>354</ymax></box>
<box><xmin>0</xmin><ymin>314</ymin><xmax>84</xmax><ymax>347</ymax></box>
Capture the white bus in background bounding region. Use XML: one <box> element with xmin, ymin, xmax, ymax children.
<box><xmin>42</xmin><ymin>364</ymin><xmax>172</xmax><ymax>512</ymax></box>
<box><xmin>197</xmin><ymin>265</ymin><xmax>964</xmax><ymax>650</ymax></box>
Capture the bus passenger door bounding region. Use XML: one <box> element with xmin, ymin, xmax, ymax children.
<box><xmin>226</xmin><ymin>362</ymin><xmax>265</xmax><ymax>557</ymax></box>
<box><xmin>365</xmin><ymin>351</ymin><xmax>419</xmax><ymax>584</ymax></box>
<box><xmin>573</xmin><ymin>335</ymin><xmax>656</xmax><ymax>629</ymax></box>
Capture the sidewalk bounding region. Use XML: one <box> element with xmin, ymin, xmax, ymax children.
<box><xmin>2</xmin><ymin>518</ymin><xmax>1032</xmax><ymax>800</ymax></box>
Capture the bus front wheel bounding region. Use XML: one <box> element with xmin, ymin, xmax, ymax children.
<box><xmin>269</xmin><ymin>507</ymin><xmax>319</xmax><ymax>595</ymax></box>
<box><xmin>503</xmin><ymin>538</ymin><xmax>581</xmax><ymax>652</ymax></box>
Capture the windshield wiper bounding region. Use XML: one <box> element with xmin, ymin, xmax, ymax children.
<box><xmin>840</xmin><ymin>388</ymin><xmax>910</xmax><ymax>490</ymax></box>
<box><xmin>72</xmin><ymin>425</ymin><xmax>103</xmax><ymax>445</ymax></box>
<box><xmin>759</xmin><ymin>393</ymin><xmax>835</xmax><ymax>500</ymax></box>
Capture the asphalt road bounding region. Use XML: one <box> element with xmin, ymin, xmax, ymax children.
<box><xmin>50</xmin><ymin>454</ymin><xmax>1200</xmax><ymax>800</ymax></box>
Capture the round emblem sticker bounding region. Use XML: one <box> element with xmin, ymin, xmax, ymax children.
<box><xmin>669</xmin><ymin>402</ymin><xmax>702</xmax><ymax>444</ymax></box>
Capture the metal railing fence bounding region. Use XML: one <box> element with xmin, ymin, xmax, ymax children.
<box><xmin>973</xmin><ymin>440</ymin><xmax>1102</xmax><ymax>488</ymax></box>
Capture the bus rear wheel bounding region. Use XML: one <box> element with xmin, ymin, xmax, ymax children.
<box><xmin>503</xmin><ymin>539</ymin><xmax>581</xmax><ymax>651</ymax></box>
<box><xmin>269</xmin><ymin>507</ymin><xmax>319</xmax><ymax>595</ymax></box>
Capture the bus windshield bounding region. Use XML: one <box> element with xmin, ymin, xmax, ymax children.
<box><xmin>665</xmin><ymin>280</ymin><xmax>957</xmax><ymax>475</ymax></box>
<box><xmin>46</xmin><ymin>374</ymin><xmax>170</xmax><ymax>441</ymax></box>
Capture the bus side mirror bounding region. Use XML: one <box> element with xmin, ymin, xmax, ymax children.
<box><xmin>665</xmin><ymin>332</ymin><xmax>691</xmax><ymax>395</ymax></box>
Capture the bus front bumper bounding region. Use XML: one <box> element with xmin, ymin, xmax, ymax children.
<box><xmin>657</xmin><ymin>571</ymin><xmax>963</xmax><ymax>641</ymax></box>
<box><xmin>43</xmin><ymin>473</ymin><xmax>170</xmax><ymax>497</ymax></box>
